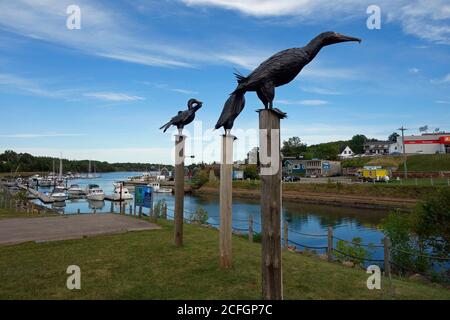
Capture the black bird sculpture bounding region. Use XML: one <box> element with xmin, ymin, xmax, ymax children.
<box><xmin>160</xmin><ymin>98</ymin><xmax>203</xmax><ymax>135</ymax></box>
<box><xmin>215</xmin><ymin>31</ymin><xmax>361</xmax><ymax>132</ymax></box>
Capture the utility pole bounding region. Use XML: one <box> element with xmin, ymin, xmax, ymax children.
<box><xmin>398</xmin><ymin>126</ymin><xmax>408</xmax><ymax>179</ymax></box>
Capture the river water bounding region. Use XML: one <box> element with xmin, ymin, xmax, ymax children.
<box><xmin>34</xmin><ymin>172</ymin><xmax>388</xmax><ymax>261</ymax></box>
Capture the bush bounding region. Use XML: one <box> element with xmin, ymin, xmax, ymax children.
<box><xmin>189</xmin><ymin>207</ymin><xmax>208</xmax><ymax>225</ymax></box>
<box><xmin>191</xmin><ymin>170</ymin><xmax>209</xmax><ymax>188</ymax></box>
<box><xmin>334</xmin><ymin>237</ymin><xmax>373</xmax><ymax>266</ymax></box>
<box><xmin>381</xmin><ymin>189</ymin><xmax>450</xmax><ymax>283</ymax></box>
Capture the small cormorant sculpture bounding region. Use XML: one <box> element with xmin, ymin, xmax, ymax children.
<box><xmin>160</xmin><ymin>98</ymin><xmax>203</xmax><ymax>135</ymax></box>
<box><xmin>215</xmin><ymin>31</ymin><xmax>361</xmax><ymax>132</ymax></box>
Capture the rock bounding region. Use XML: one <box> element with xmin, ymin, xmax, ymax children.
<box><xmin>287</xmin><ymin>245</ymin><xmax>296</xmax><ymax>252</ymax></box>
<box><xmin>318</xmin><ymin>253</ymin><xmax>328</xmax><ymax>261</ymax></box>
<box><xmin>342</xmin><ymin>261</ymin><xmax>354</xmax><ymax>268</ymax></box>
<box><xmin>408</xmin><ymin>273</ymin><xmax>430</xmax><ymax>284</ymax></box>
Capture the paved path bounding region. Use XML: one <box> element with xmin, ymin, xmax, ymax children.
<box><xmin>0</xmin><ymin>214</ymin><xmax>161</xmax><ymax>245</ymax></box>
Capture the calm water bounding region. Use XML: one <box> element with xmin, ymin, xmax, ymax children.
<box><xmin>35</xmin><ymin>172</ymin><xmax>388</xmax><ymax>262</ymax></box>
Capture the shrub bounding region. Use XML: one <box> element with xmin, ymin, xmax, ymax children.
<box><xmin>334</xmin><ymin>237</ymin><xmax>373</xmax><ymax>266</ymax></box>
<box><xmin>189</xmin><ymin>207</ymin><xmax>208</xmax><ymax>225</ymax></box>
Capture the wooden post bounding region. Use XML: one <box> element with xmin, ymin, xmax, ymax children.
<box><xmin>219</xmin><ymin>133</ymin><xmax>234</xmax><ymax>268</ymax></box>
<box><xmin>384</xmin><ymin>237</ymin><xmax>391</xmax><ymax>278</ymax></box>
<box><xmin>77</xmin><ymin>208</ymin><xmax>80</xmax><ymax>215</ymax></box>
<box><xmin>139</xmin><ymin>206</ymin><xmax>142</xmax><ymax>217</ymax></box>
<box><xmin>110</xmin><ymin>201</ymin><xmax>114</xmax><ymax>213</ymax></box>
<box><xmin>259</xmin><ymin>109</ymin><xmax>283</xmax><ymax>300</ymax></box>
<box><xmin>248</xmin><ymin>215</ymin><xmax>254</xmax><ymax>242</ymax></box>
<box><xmin>327</xmin><ymin>227</ymin><xmax>333</xmax><ymax>262</ymax></box>
<box><xmin>174</xmin><ymin>134</ymin><xmax>186</xmax><ymax>247</ymax></box>
<box><xmin>129</xmin><ymin>205</ymin><xmax>132</xmax><ymax>215</ymax></box>
<box><xmin>283</xmin><ymin>221</ymin><xmax>288</xmax><ymax>250</ymax></box>
<box><xmin>163</xmin><ymin>202</ymin><xmax>168</xmax><ymax>219</ymax></box>
<box><xmin>93</xmin><ymin>208</ymin><xmax>96</xmax><ymax>214</ymax></box>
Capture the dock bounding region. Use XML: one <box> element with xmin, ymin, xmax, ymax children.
<box><xmin>19</xmin><ymin>185</ymin><xmax>55</xmax><ymax>203</ymax></box>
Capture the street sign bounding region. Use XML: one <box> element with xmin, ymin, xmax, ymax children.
<box><xmin>135</xmin><ymin>185</ymin><xmax>153</xmax><ymax>209</ymax></box>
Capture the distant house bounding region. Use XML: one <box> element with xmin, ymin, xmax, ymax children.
<box><xmin>363</xmin><ymin>140</ymin><xmax>390</xmax><ymax>156</ymax></box>
<box><xmin>283</xmin><ymin>159</ymin><xmax>307</xmax><ymax>176</ymax></box>
<box><xmin>338</xmin><ymin>146</ymin><xmax>354</xmax><ymax>159</ymax></box>
<box><xmin>306</xmin><ymin>160</ymin><xmax>341</xmax><ymax>177</ymax></box>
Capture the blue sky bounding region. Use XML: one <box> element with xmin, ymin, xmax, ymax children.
<box><xmin>0</xmin><ymin>0</ymin><xmax>449</xmax><ymax>163</ymax></box>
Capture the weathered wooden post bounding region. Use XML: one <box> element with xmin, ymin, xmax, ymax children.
<box><xmin>129</xmin><ymin>205</ymin><xmax>132</xmax><ymax>215</ymax></box>
<box><xmin>219</xmin><ymin>133</ymin><xmax>234</xmax><ymax>268</ymax></box>
<box><xmin>384</xmin><ymin>237</ymin><xmax>391</xmax><ymax>278</ymax></box>
<box><xmin>327</xmin><ymin>226</ymin><xmax>333</xmax><ymax>262</ymax></box>
<box><xmin>174</xmin><ymin>134</ymin><xmax>186</xmax><ymax>247</ymax></box>
<box><xmin>110</xmin><ymin>201</ymin><xmax>114</xmax><ymax>213</ymax></box>
<box><xmin>77</xmin><ymin>208</ymin><xmax>80</xmax><ymax>215</ymax></box>
<box><xmin>283</xmin><ymin>221</ymin><xmax>288</xmax><ymax>250</ymax></box>
<box><xmin>248</xmin><ymin>214</ymin><xmax>254</xmax><ymax>242</ymax></box>
<box><xmin>163</xmin><ymin>202</ymin><xmax>168</xmax><ymax>219</ymax></box>
<box><xmin>259</xmin><ymin>109</ymin><xmax>283</xmax><ymax>300</ymax></box>
<box><xmin>139</xmin><ymin>206</ymin><xmax>142</xmax><ymax>217</ymax></box>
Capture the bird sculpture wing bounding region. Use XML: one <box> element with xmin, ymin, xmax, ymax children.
<box><xmin>160</xmin><ymin>110</ymin><xmax>189</xmax><ymax>132</ymax></box>
<box><xmin>240</xmin><ymin>48</ymin><xmax>308</xmax><ymax>88</ymax></box>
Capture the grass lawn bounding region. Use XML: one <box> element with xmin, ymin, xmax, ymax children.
<box><xmin>0</xmin><ymin>217</ymin><xmax>449</xmax><ymax>300</ymax></box>
<box><xmin>0</xmin><ymin>207</ymin><xmax>56</xmax><ymax>219</ymax></box>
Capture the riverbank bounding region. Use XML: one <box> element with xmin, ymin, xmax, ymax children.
<box><xmin>193</xmin><ymin>181</ymin><xmax>444</xmax><ymax>210</ymax></box>
<box><xmin>0</xmin><ymin>215</ymin><xmax>448</xmax><ymax>299</ymax></box>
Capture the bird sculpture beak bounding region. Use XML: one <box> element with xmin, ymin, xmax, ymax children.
<box><xmin>337</xmin><ymin>34</ymin><xmax>362</xmax><ymax>43</ymax></box>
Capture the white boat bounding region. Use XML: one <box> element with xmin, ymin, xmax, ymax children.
<box><xmin>67</xmin><ymin>184</ymin><xmax>85</xmax><ymax>198</ymax></box>
<box><xmin>148</xmin><ymin>182</ymin><xmax>172</xmax><ymax>193</ymax></box>
<box><xmin>51</xmin><ymin>186</ymin><xmax>67</xmax><ymax>202</ymax></box>
<box><xmin>109</xmin><ymin>184</ymin><xmax>133</xmax><ymax>201</ymax></box>
<box><xmin>86</xmin><ymin>184</ymin><xmax>105</xmax><ymax>201</ymax></box>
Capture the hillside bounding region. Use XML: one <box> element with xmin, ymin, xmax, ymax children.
<box><xmin>342</xmin><ymin>154</ymin><xmax>450</xmax><ymax>173</ymax></box>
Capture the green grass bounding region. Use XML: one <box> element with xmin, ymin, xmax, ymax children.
<box><xmin>204</xmin><ymin>180</ymin><xmax>447</xmax><ymax>200</ymax></box>
<box><xmin>388</xmin><ymin>178</ymin><xmax>450</xmax><ymax>186</ymax></box>
<box><xmin>0</xmin><ymin>218</ymin><xmax>448</xmax><ymax>300</ymax></box>
<box><xmin>0</xmin><ymin>207</ymin><xmax>56</xmax><ymax>219</ymax></box>
<box><xmin>399</xmin><ymin>154</ymin><xmax>450</xmax><ymax>173</ymax></box>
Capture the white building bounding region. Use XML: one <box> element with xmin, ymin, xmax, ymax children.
<box><xmin>390</xmin><ymin>133</ymin><xmax>450</xmax><ymax>155</ymax></box>
<box><xmin>247</xmin><ymin>147</ymin><xmax>259</xmax><ymax>164</ymax></box>
<box><xmin>338</xmin><ymin>146</ymin><xmax>354</xmax><ymax>159</ymax></box>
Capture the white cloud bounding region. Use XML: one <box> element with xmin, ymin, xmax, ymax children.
<box><xmin>301</xmin><ymin>86</ymin><xmax>342</xmax><ymax>95</ymax></box>
<box><xmin>171</xmin><ymin>88</ymin><xmax>199</xmax><ymax>95</ymax></box>
<box><xmin>0</xmin><ymin>73</ymin><xmax>67</xmax><ymax>98</ymax></box>
<box><xmin>435</xmin><ymin>100</ymin><xmax>450</xmax><ymax>104</ymax></box>
<box><xmin>183</xmin><ymin>0</ymin><xmax>450</xmax><ymax>45</ymax></box>
<box><xmin>276</xmin><ymin>99</ymin><xmax>329</xmax><ymax>106</ymax></box>
<box><xmin>83</xmin><ymin>92</ymin><xmax>145</xmax><ymax>101</ymax></box>
<box><xmin>0</xmin><ymin>133</ymin><xmax>86</xmax><ymax>138</ymax></box>
<box><xmin>408</xmin><ymin>68</ymin><xmax>420</xmax><ymax>74</ymax></box>
<box><xmin>431</xmin><ymin>73</ymin><xmax>450</xmax><ymax>84</ymax></box>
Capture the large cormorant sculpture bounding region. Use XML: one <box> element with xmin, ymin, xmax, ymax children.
<box><xmin>160</xmin><ymin>98</ymin><xmax>203</xmax><ymax>135</ymax></box>
<box><xmin>215</xmin><ymin>31</ymin><xmax>361</xmax><ymax>132</ymax></box>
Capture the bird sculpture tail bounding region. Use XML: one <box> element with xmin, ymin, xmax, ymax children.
<box><xmin>159</xmin><ymin>121</ymin><xmax>173</xmax><ymax>133</ymax></box>
<box><xmin>214</xmin><ymin>89</ymin><xmax>246</xmax><ymax>130</ymax></box>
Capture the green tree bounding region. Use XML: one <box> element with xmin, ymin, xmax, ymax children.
<box><xmin>388</xmin><ymin>132</ymin><xmax>400</xmax><ymax>142</ymax></box>
<box><xmin>281</xmin><ymin>137</ymin><xmax>307</xmax><ymax>157</ymax></box>
<box><xmin>244</xmin><ymin>164</ymin><xmax>259</xmax><ymax>180</ymax></box>
<box><xmin>348</xmin><ymin>135</ymin><xmax>367</xmax><ymax>155</ymax></box>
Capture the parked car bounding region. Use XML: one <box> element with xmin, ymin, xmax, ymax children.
<box><xmin>283</xmin><ymin>176</ymin><xmax>301</xmax><ymax>182</ymax></box>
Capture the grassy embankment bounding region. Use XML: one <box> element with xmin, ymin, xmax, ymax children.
<box><xmin>342</xmin><ymin>154</ymin><xmax>450</xmax><ymax>172</ymax></box>
<box><xmin>197</xmin><ymin>180</ymin><xmax>446</xmax><ymax>209</ymax></box>
<box><xmin>0</xmin><ymin>213</ymin><xmax>449</xmax><ymax>300</ymax></box>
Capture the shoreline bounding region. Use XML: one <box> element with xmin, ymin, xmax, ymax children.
<box><xmin>193</xmin><ymin>185</ymin><xmax>416</xmax><ymax>211</ymax></box>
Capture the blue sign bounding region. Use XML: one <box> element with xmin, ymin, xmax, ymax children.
<box><xmin>135</xmin><ymin>185</ymin><xmax>153</xmax><ymax>209</ymax></box>
<box><xmin>322</xmin><ymin>162</ymin><xmax>330</xmax><ymax>170</ymax></box>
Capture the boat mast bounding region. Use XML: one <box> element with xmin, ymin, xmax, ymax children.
<box><xmin>59</xmin><ymin>153</ymin><xmax>63</xmax><ymax>179</ymax></box>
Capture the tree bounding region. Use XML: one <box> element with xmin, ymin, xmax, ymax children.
<box><xmin>244</xmin><ymin>164</ymin><xmax>259</xmax><ymax>180</ymax></box>
<box><xmin>388</xmin><ymin>132</ymin><xmax>400</xmax><ymax>142</ymax></box>
<box><xmin>281</xmin><ymin>137</ymin><xmax>307</xmax><ymax>157</ymax></box>
<box><xmin>348</xmin><ymin>135</ymin><xmax>367</xmax><ymax>155</ymax></box>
